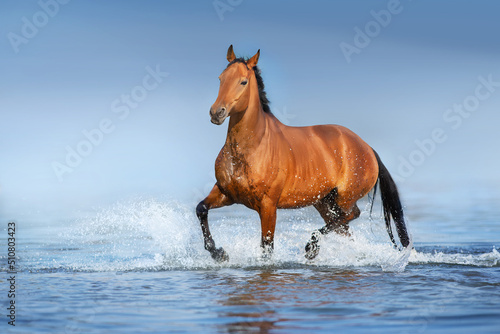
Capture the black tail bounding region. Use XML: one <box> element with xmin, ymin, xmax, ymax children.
<box><xmin>372</xmin><ymin>150</ymin><xmax>410</xmax><ymax>248</ymax></box>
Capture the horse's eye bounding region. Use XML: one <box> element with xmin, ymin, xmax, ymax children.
<box><xmin>241</xmin><ymin>80</ymin><xmax>248</xmax><ymax>86</ymax></box>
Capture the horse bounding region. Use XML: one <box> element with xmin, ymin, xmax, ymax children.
<box><xmin>196</xmin><ymin>45</ymin><xmax>410</xmax><ymax>262</ymax></box>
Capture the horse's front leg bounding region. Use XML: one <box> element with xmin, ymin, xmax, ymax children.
<box><xmin>196</xmin><ymin>184</ymin><xmax>233</xmax><ymax>262</ymax></box>
<box><xmin>258</xmin><ymin>199</ymin><xmax>278</xmax><ymax>259</ymax></box>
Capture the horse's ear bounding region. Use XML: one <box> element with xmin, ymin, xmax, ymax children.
<box><xmin>227</xmin><ymin>45</ymin><xmax>236</xmax><ymax>62</ymax></box>
<box><xmin>247</xmin><ymin>49</ymin><xmax>260</xmax><ymax>68</ymax></box>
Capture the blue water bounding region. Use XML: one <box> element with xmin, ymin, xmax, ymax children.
<box><xmin>2</xmin><ymin>190</ymin><xmax>500</xmax><ymax>333</ymax></box>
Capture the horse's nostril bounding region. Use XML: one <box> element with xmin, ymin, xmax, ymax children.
<box><xmin>217</xmin><ymin>108</ymin><xmax>227</xmax><ymax>117</ymax></box>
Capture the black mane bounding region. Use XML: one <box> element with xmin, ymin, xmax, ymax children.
<box><xmin>227</xmin><ymin>58</ymin><xmax>272</xmax><ymax>114</ymax></box>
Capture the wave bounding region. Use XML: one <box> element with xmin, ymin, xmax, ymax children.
<box><xmin>17</xmin><ymin>199</ymin><xmax>500</xmax><ymax>273</ymax></box>
<box><xmin>409</xmin><ymin>246</ymin><xmax>500</xmax><ymax>267</ymax></box>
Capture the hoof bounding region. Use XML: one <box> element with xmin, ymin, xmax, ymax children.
<box><xmin>211</xmin><ymin>247</ymin><xmax>229</xmax><ymax>262</ymax></box>
<box><xmin>260</xmin><ymin>244</ymin><xmax>273</xmax><ymax>261</ymax></box>
<box><xmin>305</xmin><ymin>242</ymin><xmax>320</xmax><ymax>260</ymax></box>
<box><xmin>261</xmin><ymin>250</ymin><xmax>273</xmax><ymax>261</ymax></box>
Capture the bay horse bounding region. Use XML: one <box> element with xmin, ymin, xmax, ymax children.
<box><xmin>196</xmin><ymin>45</ymin><xmax>410</xmax><ymax>262</ymax></box>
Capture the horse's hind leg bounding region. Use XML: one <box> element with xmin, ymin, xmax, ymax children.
<box><xmin>305</xmin><ymin>189</ymin><xmax>360</xmax><ymax>260</ymax></box>
<box><xmin>196</xmin><ymin>184</ymin><xmax>233</xmax><ymax>262</ymax></box>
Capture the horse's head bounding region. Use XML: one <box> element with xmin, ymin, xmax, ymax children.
<box><xmin>210</xmin><ymin>45</ymin><xmax>260</xmax><ymax>125</ymax></box>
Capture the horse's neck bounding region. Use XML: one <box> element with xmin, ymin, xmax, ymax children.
<box><xmin>225</xmin><ymin>84</ymin><xmax>270</xmax><ymax>150</ymax></box>
<box><xmin>226</xmin><ymin>104</ymin><xmax>267</xmax><ymax>148</ymax></box>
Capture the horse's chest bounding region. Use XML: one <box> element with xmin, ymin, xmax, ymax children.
<box><xmin>215</xmin><ymin>149</ymin><xmax>266</xmax><ymax>198</ymax></box>
<box><xmin>216</xmin><ymin>153</ymin><xmax>250</xmax><ymax>188</ymax></box>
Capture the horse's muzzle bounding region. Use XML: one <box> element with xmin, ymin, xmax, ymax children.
<box><xmin>210</xmin><ymin>107</ymin><xmax>228</xmax><ymax>125</ymax></box>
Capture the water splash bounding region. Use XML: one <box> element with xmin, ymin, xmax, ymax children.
<box><xmin>22</xmin><ymin>199</ymin><xmax>500</xmax><ymax>273</ymax></box>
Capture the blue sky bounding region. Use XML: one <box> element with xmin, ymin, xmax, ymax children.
<box><xmin>1</xmin><ymin>0</ymin><xmax>500</xmax><ymax>220</ymax></box>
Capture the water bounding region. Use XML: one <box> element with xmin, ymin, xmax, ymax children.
<box><xmin>2</xmin><ymin>194</ymin><xmax>500</xmax><ymax>333</ymax></box>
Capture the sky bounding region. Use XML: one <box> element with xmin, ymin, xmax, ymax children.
<box><xmin>1</xmin><ymin>0</ymin><xmax>500</xmax><ymax>221</ymax></box>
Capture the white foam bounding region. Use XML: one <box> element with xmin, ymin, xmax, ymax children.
<box><xmin>409</xmin><ymin>247</ymin><xmax>500</xmax><ymax>267</ymax></box>
<box><xmin>49</xmin><ymin>199</ymin><xmax>498</xmax><ymax>272</ymax></box>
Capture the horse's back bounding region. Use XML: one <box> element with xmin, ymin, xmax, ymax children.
<box><xmin>277</xmin><ymin>123</ymin><xmax>378</xmax><ymax>208</ymax></box>
<box><xmin>281</xmin><ymin>123</ymin><xmax>376</xmax><ymax>167</ymax></box>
